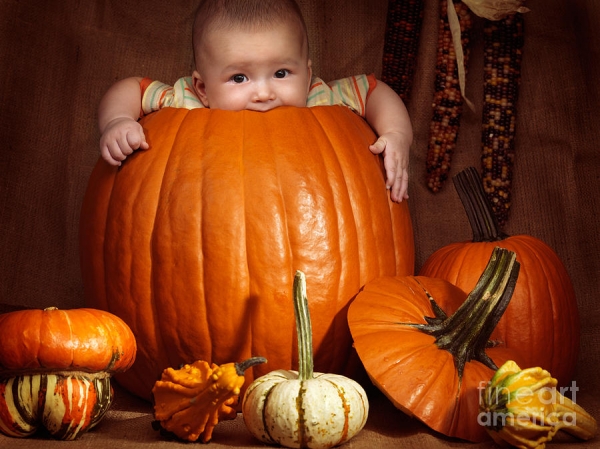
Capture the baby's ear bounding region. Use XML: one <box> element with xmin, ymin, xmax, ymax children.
<box><xmin>192</xmin><ymin>70</ymin><xmax>209</xmax><ymax>107</ymax></box>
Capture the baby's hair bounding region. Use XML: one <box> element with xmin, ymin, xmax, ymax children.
<box><xmin>192</xmin><ymin>0</ymin><xmax>308</xmax><ymax>66</ymax></box>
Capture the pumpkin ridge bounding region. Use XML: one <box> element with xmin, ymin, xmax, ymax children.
<box><xmin>61</xmin><ymin>309</ymin><xmax>74</xmax><ymax>371</ymax></box>
<box><xmin>112</xmin><ymin>110</ymin><xmax>181</xmax><ymax>385</ymax></box>
<box><xmin>169</xmin><ymin>110</ymin><xmax>209</xmax><ymax>365</ymax></box>
<box><xmin>512</xmin><ymin>237</ymin><xmax>562</xmax><ymax>374</ymax></box>
<box><xmin>309</xmin><ymin>110</ymin><xmax>348</xmax><ymax>370</ymax></box>
<box><xmin>9</xmin><ymin>377</ymin><xmax>38</xmax><ymax>430</ymax></box>
<box><xmin>296</xmin><ymin>381</ymin><xmax>308</xmax><ymax>447</ymax></box>
<box><xmin>391</xmin><ymin>347</ymin><xmax>456</xmax><ymax>417</ymax></box>
<box><xmin>293</xmin><ymin>109</ymin><xmax>346</xmax><ymax>374</ymax></box>
<box><xmin>242</xmin><ymin>110</ymin><xmax>289</xmax><ymax>376</ymax></box>
<box><xmin>258</xmin><ymin>381</ymin><xmax>278</xmax><ymax>444</ymax></box>
<box><xmin>324</xmin><ymin>377</ymin><xmax>351</xmax><ymax>444</ymax></box>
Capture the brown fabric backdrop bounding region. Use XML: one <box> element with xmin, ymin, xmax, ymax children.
<box><xmin>1</xmin><ymin>0</ymin><xmax>598</xmax><ymax>447</ymax></box>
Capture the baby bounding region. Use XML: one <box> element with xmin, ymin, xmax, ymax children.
<box><xmin>98</xmin><ymin>0</ymin><xmax>413</xmax><ymax>202</ymax></box>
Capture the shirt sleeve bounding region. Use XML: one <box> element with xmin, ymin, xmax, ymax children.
<box><xmin>306</xmin><ymin>74</ymin><xmax>377</xmax><ymax>117</ymax></box>
<box><xmin>140</xmin><ymin>76</ymin><xmax>205</xmax><ymax>116</ymax></box>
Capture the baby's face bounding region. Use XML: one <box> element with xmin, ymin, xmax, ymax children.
<box><xmin>192</xmin><ymin>22</ymin><xmax>312</xmax><ymax>112</ymax></box>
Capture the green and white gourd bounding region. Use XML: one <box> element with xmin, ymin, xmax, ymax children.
<box><xmin>242</xmin><ymin>270</ymin><xmax>369</xmax><ymax>449</ymax></box>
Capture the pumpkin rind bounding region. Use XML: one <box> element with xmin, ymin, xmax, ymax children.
<box><xmin>79</xmin><ymin>106</ymin><xmax>415</xmax><ymax>401</ymax></box>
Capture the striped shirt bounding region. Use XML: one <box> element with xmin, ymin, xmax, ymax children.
<box><xmin>140</xmin><ymin>74</ymin><xmax>377</xmax><ymax>117</ymax></box>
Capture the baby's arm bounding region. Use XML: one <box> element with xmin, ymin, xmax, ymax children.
<box><xmin>98</xmin><ymin>76</ymin><xmax>148</xmax><ymax>166</ymax></box>
<box><xmin>365</xmin><ymin>81</ymin><xmax>413</xmax><ymax>202</ymax></box>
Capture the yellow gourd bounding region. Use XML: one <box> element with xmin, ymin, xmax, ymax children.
<box><xmin>479</xmin><ymin>360</ymin><xmax>598</xmax><ymax>448</ymax></box>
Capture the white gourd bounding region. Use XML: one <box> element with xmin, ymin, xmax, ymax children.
<box><xmin>242</xmin><ymin>271</ymin><xmax>369</xmax><ymax>449</ymax></box>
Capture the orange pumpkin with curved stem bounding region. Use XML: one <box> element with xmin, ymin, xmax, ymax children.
<box><xmin>419</xmin><ymin>167</ymin><xmax>580</xmax><ymax>387</ymax></box>
<box><xmin>79</xmin><ymin>106</ymin><xmax>415</xmax><ymax>402</ymax></box>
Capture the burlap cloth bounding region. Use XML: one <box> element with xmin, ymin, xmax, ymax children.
<box><xmin>1</xmin><ymin>0</ymin><xmax>598</xmax><ymax>447</ymax></box>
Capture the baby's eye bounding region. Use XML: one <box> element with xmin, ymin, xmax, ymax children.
<box><xmin>231</xmin><ymin>74</ymin><xmax>247</xmax><ymax>83</ymax></box>
<box><xmin>274</xmin><ymin>69</ymin><xmax>289</xmax><ymax>79</ymax></box>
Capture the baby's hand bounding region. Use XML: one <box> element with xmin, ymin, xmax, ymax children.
<box><xmin>99</xmin><ymin>117</ymin><xmax>149</xmax><ymax>166</ymax></box>
<box><xmin>369</xmin><ymin>132</ymin><xmax>410</xmax><ymax>202</ymax></box>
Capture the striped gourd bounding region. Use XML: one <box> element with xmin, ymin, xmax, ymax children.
<box><xmin>426</xmin><ymin>0</ymin><xmax>473</xmax><ymax>192</ymax></box>
<box><xmin>481</xmin><ymin>13</ymin><xmax>525</xmax><ymax>227</ymax></box>
<box><xmin>381</xmin><ymin>0</ymin><xmax>424</xmax><ymax>102</ymax></box>
<box><xmin>0</xmin><ymin>373</ymin><xmax>112</xmax><ymax>440</ymax></box>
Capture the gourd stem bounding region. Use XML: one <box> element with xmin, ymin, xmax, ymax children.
<box><xmin>453</xmin><ymin>167</ymin><xmax>507</xmax><ymax>241</ymax></box>
<box><xmin>417</xmin><ymin>247</ymin><xmax>520</xmax><ymax>377</ymax></box>
<box><xmin>293</xmin><ymin>271</ymin><xmax>314</xmax><ymax>381</ymax></box>
<box><xmin>551</xmin><ymin>394</ymin><xmax>599</xmax><ymax>440</ymax></box>
<box><xmin>235</xmin><ymin>357</ymin><xmax>267</xmax><ymax>376</ymax></box>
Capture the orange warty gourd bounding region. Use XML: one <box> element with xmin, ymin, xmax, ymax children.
<box><xmin>419</xmin><ymin>167</ymin><xmax>580</xmax><ymax>387</ymax></box>
<box><xmin>152</xmin><ymin>357</ymin><xmax>266</xmax><ymax>443</ymax></box>
<box><xmin>79</xmin><ymin>106</ymin><xmax>415</xmax><ymax>402</ymax></box>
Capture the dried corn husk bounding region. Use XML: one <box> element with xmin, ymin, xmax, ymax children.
<box><xmin>463</xmin><ymin>0</ymin><xmax>529</xmax><ymax>20</ymax></box>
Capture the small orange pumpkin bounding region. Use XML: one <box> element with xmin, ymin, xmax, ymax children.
<box><xmin>79</xmin><ymin>106</ymin><xmax>415</xmax><ymax>401</ymax></box>
<box><xmin>419</xmin><ymin>167</ymin><xmax>580</xmax><ymax>386</ymax></box>
<box><xmin>0</xmin><ymin>307</ymin><xmax>136</xmax><ymax>440</ymax></box>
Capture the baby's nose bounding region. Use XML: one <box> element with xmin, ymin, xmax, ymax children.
<box><xmin>254</xmin><ymin>81</ymin><xmax>275</xmax><ymax>102</ymax></box>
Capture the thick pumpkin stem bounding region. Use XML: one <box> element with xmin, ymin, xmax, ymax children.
<box><xmin>453</xmin><ymin>166</ymin><xmax>508</xmax><ymax>241</ymax></box>
<box><xmin>415</xmin><ymin>247</ymin><xmax>520</xmax><ymax>377</ymax></box>
<box><xmin>293</xmin><ymin>270</ymin><xmax>314</xmax><ymax>381</ymax></box>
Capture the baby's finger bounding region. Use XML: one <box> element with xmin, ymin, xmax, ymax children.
<box><xmin>123</xmin><ymin>133</ymin><xmax>142</xmax><ymax>153</ymax></box>
<box><xmin>390</xmin><ymin>171</ymin><xmax>409</xmax><ymax>202</ymax></box>
<box><xmin>127</xmin><ymin>128</ymin><xmax>149</xmax><ymax>151</ymax></box>
<box><xmin>369</xmin><ymin>138</ymin><xmax>386</xmax><ymax>155</ymax></box>
<box><xmin>101</xmin><ymin>143</ymin><xmax>123</xmax><ymax>167</ymax></box>
<box><xmin>139</xmin><ymin>127</ymin><xmax>149</xmax><ymax>150</ymax></box>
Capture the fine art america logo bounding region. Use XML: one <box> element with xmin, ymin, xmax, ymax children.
<box><xmin>477</xmin><ymin>380</ymin><xmax>580</xmax><ymax>428</ymax></box>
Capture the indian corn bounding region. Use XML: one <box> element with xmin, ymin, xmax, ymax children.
<box><xmin>381</xmin><ymin>0</ymin><xmax>424</xmax><ymax>103</ymax></box>
<box><xmin>480</xmin><ymin>13</ymin><xmax>524</xmax><ymax>227</ymax></box>
<box><xmin>426</xmin><ymin>0</ymin><xmax>473</xmax><ymax>192</ymax></box>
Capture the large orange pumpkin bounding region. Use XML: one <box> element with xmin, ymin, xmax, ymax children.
<box><xmin>419</xmin><ymin>167</ymin><xmax>580</xmax><ymax>387</ymax></box>
<box><xmin>79</xmin><ymin>105</ymin><xmax>414</xmax><ymax>401</ymax></box>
